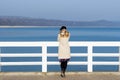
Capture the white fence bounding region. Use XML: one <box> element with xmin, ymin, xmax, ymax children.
<box><xmin>0</xmin><ymin>41</ymin><xmax>120</xmax><ymax>72</ymax></box>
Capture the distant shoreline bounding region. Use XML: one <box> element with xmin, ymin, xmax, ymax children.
<box><xmin>0</xmin><ymin>26</ymin><xmax>60</xmax><ymax>28</ymax></box>
<box><xmin>0</xmin><ymin>26</ymin><xmax>120</xmax><ymax>28</ymax></box>
<box><xmin>1</xmin><ymin>16</ymin><xmax>120</xmax><ymax>27</ymax></box>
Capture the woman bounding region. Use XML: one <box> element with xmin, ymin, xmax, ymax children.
<box><xmin>58</xmin><ymin>26</ymin><xmax>71</xmax><ymax>77</ymax></box>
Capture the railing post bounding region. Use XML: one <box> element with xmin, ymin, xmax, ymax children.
<box><xmin>119</xmin><ymin>47</ymin><xmax>120</xmax><ymax>72</ymax></box>
<box><xmin>0</xmin><ymin>48</ymin><xmax>1</xmax><ymax>72</ymax></box>
<box><xmin>42</xmin><ymin>42</ymin><xmax>47</xmax><ymax>73</ymax></box>
<box><xmin>88</xmin><ymin>45</ymin><xmax>93</xmax><ymax>72</ymax></box>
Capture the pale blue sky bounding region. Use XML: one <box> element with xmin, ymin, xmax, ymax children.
<box><xmin>0</xmin><ymin>0</ymin><xmax>120</xmax><ymax>21</ymax></box>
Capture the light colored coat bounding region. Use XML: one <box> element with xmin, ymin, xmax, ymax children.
<box><xmin>58</xmin><ymin>34</ymin><xmax>71</xmax><ymax>59</ymax></box>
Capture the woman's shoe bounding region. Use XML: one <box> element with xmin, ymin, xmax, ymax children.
<box><xmin>61</xmin><ymin>74</ymin><xmax>64</xmax><ymax>77</ymax></box>
<box><xmin>63</xmin><ymin>72</ymin><xmax>65</xmax><ymax>77</ymax></box>
<box><xmin>61</xmin><ymin>71</ymin><xmax>65</xmax><ymax>77</ymax></box>
<box><xmin>61</xmin><ymin>72</ymin><xmax>64</xmax><ymax>77</ymax></box>
<box><xmin>61</xmin><ymin>73</ymin><xmax>66</xmax><ymax>78</ymax></box>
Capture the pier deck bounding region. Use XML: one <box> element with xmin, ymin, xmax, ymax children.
<box><xmin>0</xmin><ymin>72</ymin><xmax>120</xmax><ymax>80</ymax></box>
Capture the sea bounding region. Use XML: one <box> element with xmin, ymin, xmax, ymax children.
<box><xmin>0</xmin><ymin>26</ymin><xmax>120</xmax><ymax>72</ymax></box>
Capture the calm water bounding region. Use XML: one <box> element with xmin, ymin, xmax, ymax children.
<box><xmin>0</xmin><ymin>27</ymin><xmax>120</xmax><ymax>41</ymax></box>
<box><xmin>0</xmin><ymin>26</ymin><xmax>120</xmax><ymax>72</ymax></box>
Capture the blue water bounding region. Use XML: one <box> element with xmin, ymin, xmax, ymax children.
<box><xmin>0</xmin><ymin>26</ymin><xmax>120</xmax><ymax>72</ymax></box>
<box><xmin>1</xmin><ymin>27</ymin><xmax>120</xmax><ymax>41</ymax></box>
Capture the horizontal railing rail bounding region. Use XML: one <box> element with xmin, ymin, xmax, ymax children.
<box><xmin>0</xmin><ymin>41</ymin><xmax>120</xmax><ymax>72</ymax></box>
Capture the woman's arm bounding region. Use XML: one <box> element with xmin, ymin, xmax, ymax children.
<box><xmin>68</xmin><ymin>33</ymin><xmax>70</xmax><ymax>40</ymax></box>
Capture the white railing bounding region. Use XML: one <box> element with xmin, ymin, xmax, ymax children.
<box><xmin>0</xmin><ymin>41</ymin><xmax>120</xmax><ymax>72</ymax></box>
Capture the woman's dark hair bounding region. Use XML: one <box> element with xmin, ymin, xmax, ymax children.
<box><xmin>60</xmin><ymin>26</ymin><xmax>67</xmax><ymax>31</ymax></box>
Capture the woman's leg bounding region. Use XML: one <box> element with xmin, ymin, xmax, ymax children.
<box><xmin>63</xmin><ymin>61</ymin><xmax>68</xmax><ymax>76</ymax></box>
<box><xmin>60</xmin><ymin>62</ymin><xmax>65</xmax><ymax>77</ymax></box>
<box><xmin>60</xmin><ymin>60</ymin><xmax>69</xmax><ymax>77</ymax></box>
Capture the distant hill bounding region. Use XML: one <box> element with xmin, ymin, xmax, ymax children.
<box><xmin>0</xmin><ymin>16</ymin><xmax>120</xmax><ymax>26</ymax></box>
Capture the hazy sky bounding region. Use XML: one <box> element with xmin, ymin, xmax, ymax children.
<box><xmin>0</xmin><ymin>0</ymin><xmax>120</xmax><ymax>21</ymax></box>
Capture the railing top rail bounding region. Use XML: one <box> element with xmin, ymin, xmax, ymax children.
<box><xmin>0</xmin><ymin>41</ymin><xmax>120</xmax><ymax>46</ymax></box>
